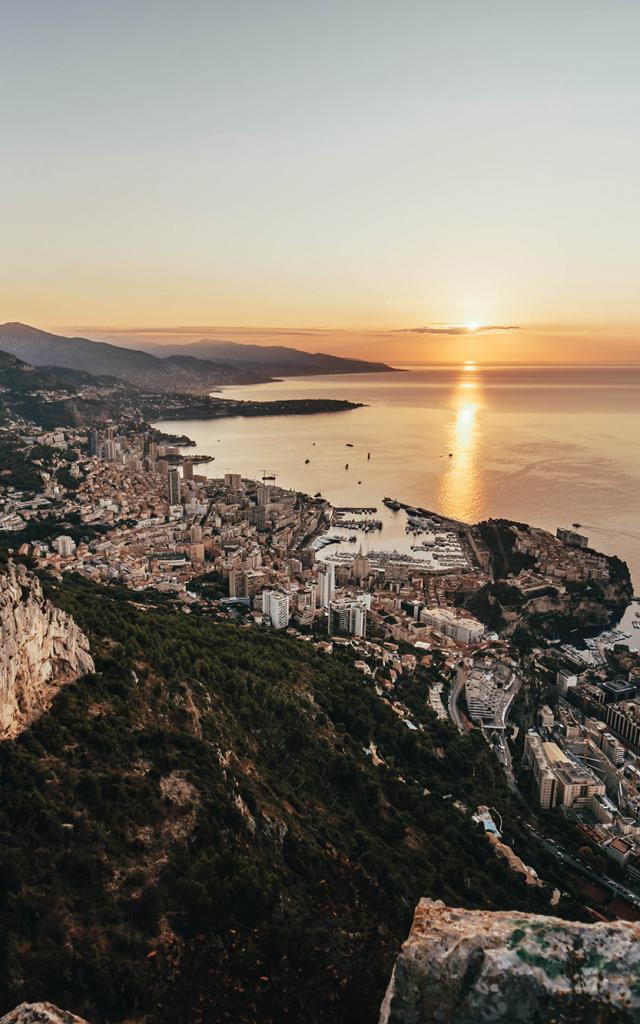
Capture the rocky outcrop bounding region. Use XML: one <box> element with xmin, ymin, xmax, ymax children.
<box><xmin>0</xmin><ymin>563</ymin><xmax>93</xmax><ymax>739</ymax></box>
<box><xmin>380</xmin><ymin>899</ymin><xmax>640</xmax><ymax>1023</ymax></box>
<box><xmin>470</xmin><ymin>519</ymin><xmax>633</xmax><ymax>639</ymax></box>
<box><xmin>0</xmin><ymin>1005</ymin><xmax>88</xmax><ymax>1024</ymax></box>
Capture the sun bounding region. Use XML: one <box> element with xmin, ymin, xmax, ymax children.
<box><xmin>465</xmin><ymin>321</ymin><xmax>478</xmax><ymax>332</ymax></box>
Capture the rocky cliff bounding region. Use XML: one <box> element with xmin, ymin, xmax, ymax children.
<box><xmin>380</xmin><ymin>899</ymin><xmax>640</xmax><ymax>1023</ymax></box>
<box><xmin>0</xmin><ymin>563</ymin><xmax>93</xmax><ymax>739</ymax></box>
<box><xmin>0</xmin><ymin>1006</ymin><xmax>88</xmax><ymax>1024</ymax></box>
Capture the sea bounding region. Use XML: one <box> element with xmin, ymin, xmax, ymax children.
<box><xmin>154</xmin><ymin>362</ymin><xmax>640</xmax><ymax>646</ymax></box>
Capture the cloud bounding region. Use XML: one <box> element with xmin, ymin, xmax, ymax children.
<box><xmin>80</xmin><ymin>325</ymin><xmax>338</xmax><ymax>338</ymax></box>
<box><xmin>396</xmin><ymin>324</ymin><xmax>521</xmax><ymax>336</ymax></box>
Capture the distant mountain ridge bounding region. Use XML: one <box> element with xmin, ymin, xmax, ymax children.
<box><xmin>0</xmin><ymin>323</ymin><xmax>395</xmax><ymax>391</ymax></box>
<box><xmin>113</xmin><ymin>335</ymin><xmax>398</xmax><ymax>376</ymax></box>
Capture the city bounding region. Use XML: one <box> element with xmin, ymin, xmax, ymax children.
<box><xmin>5</xmin><ymin>416</ymin><xmax>640</xmax><ymax>919</ymax></box>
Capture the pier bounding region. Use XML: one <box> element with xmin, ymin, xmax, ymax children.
<box><xmin>334</xmin><ymin>506</ymin><xmax>377</xmax><ymax>514</ymax></box>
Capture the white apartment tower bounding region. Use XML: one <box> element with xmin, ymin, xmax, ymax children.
<box><xmin>318</xmin><ymin>559</ymin><xmax>336</xmax><ymax>609</ymax></box>
<box><xmin>261</xmin><ymin>589</ymin><xmax>290</xmax><ymax>629</ymax></box>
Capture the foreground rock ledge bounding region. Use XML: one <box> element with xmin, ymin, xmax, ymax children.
<box><xmin>0</xmin><ymin>1005</ymin><xmax>88</xmax><ymax>1024</ymax></box>
<box><xmin>380</xmin><ymin>899</ymin><xmax>640</xmax><ymax>1023</ymax></box>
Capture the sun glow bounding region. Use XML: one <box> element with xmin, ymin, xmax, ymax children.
<box><xmin>465</xmin><ymin>321</ymin><xmax>478</xmax><ymax>332</ymax></box>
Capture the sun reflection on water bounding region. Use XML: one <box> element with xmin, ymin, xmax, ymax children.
<box><xmin>437</xmin><ymin>366</ymin><xmax>484</xmax><ymax>522</ymax></box>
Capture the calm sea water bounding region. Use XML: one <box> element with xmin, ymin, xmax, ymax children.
<box><xmin>155</xmin><ymin>363</ymin><xmax>640</xmax><ymax>635</ymax></box>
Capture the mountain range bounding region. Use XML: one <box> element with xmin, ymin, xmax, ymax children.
<box><xmin>109</xmin><ymin>334</ymin><xmax>397</xmax><ymax>377</ymax></box>
<box><xmin>0</xmin><ymin>323</ymin><xmax>395</xmax><ymax>392</ymax></box>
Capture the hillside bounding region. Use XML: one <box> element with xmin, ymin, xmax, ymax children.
<box><xmin>0</xmin><ymin>324</ymin><xmax>395</xmax><ymax>392</ymax></box>
<box><xmin>0</xmin><ymin>352</ymin><xmax>102</xmax><ymax>395</ymax></box>
<box><xmin>0</xmin><ymin>324</ymin><xmax>274</xmax><ymax>392</ymax></box>
<box><xmin>0</xmin><ymin>350</ymin><xmax>138</xmax><ymax>430</ymax></box>
<box><xmin>0</xmin><ymin>572</ymin><xmax>584</xmax><ymax>1024</ymax></box>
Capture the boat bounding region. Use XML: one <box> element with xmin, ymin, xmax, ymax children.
<box><xmin>448</xmin><ymin>453</ymin><xmax>453</xmax><ymax>458</ymax></box>
<box><xmin>357</xmin><ymin>480</ymin><xmax>362</xmax><ymax>484</ymax></box>
<box><xmin>383</xmin><ymin>497</ymin><xmax>401</xmax><ymax>510</ymax></box>
<box><xmin>346</xmin><ymin>443</ymin><xmax>354</xmax><ymax>447</ymax></box>
<box><xmin>349</xmin><ymin>535</ymin><xmax>357</xmax><ymax>542</ymax></box>
<box><xmin>345</xmin><ymin>463</ymin><xmax>349</xmax><ymax>470</ymax></box>
<box><xmin>367</xmin><ymin>452</ymin><xmax>371</xmax><ymax>460</ymax></box>
<box><xmin>305</xmin><ymin>458</ymin><xmax>310</xmax><ymax>464</ymax></box>
<box><xmin>573</xmin><ymin>523</ymin><xmax>582</xmax><ymax>529</ymax></box>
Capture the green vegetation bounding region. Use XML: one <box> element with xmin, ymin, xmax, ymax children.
<box><xmin>186</xmin><ymin>569</ymin><xmax>227</xmax><ymax>600</ymax></box>
<box><xmin>0</xmin><ymin>575</ymin><xmax>584</xmax><ymax>1023</ymax></box>
<box><xmin>0</xmin><ymin>437</ymin><xmax>50</xmax><ymax>492</ymax></box>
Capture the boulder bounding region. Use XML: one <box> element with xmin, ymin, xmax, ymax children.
<box><xmin>0</xmin><ymin>1004</ymin><xmax>88</xmax><ymax>1024</ymax></box>
<box><xmin>381</xmin><ymin>898</ymin><xmax>640</xmax><ymax>1023</ymax></box>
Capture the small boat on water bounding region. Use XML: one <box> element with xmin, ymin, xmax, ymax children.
<box><xmin>357</xmin><ymin>480</ymin><xmax>362</xmax><ymax>484</ymax></box>
<box><xmin>346</xmin><ymin>443</ymin><xmax>354</xmax><ymax>447</ymax></box>
<box><xmin>305</xmin><ymin>458</ymin><xmax>310</xmax><ymax>464</ymax></box>
<box><xmin>345</xmin><ymin>463</ymin><xmax>349</xmax><ymax>470</ymax></box>
<box><xmin>367</xmin><ymin>452</ymin><xmax>371</xmax><ymax>460</ymax></box>
<box><xmin>573</xmin><ymin>522</ymin><xmax>582</xmax><ymax>529</ymax></box>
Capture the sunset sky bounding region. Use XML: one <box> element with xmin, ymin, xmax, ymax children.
<box><xmin>3</xmin><ymin>0</ymin><xmax>640</xmax><ymax>363</ymax></box>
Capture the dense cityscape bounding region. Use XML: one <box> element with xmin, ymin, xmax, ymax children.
<box><xmin>4</xmin><ymin>2</ymin><xmax>640</xmax><ymax>1020</ymax></box>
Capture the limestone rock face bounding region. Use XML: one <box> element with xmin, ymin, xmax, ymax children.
<box><xmin>0</xmin><ymin>562</ymin><xmax>94</xmax><ymax>740</ymax></box>
<box><xmin>380</xmin><ymin>899</ymin><xmax>640</xmax><ymax>1023</ymax></box>
<box><xmin>0</xmin><ymin>1004</ymin><xmax>88</xmax><ymax>1024</ymax></box>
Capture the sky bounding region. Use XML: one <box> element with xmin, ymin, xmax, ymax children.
<box><xmin>2</xmin><ymin>0</ymin><xmax>640</xmax><ymax>363</ymax></box>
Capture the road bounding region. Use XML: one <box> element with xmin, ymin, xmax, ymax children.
<box><xmin>520</xmin><ymin>820</ymin><xmax>640</xmax><ymax>911</ymax></box>
<box><xmin>448</xmin><ymin>669</ymin><xmax>469</xmax><ymax>733</ymax></box>
<box><xmin>493</xmin><ymin>732</ymin><xmax>517</xmax><ymax>790</ymax></box>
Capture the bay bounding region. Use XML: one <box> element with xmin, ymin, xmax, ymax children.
<box><xmin>154</xmin><ymin>363</ymin><xmax>640</xmax><ymax>626</ymax></box>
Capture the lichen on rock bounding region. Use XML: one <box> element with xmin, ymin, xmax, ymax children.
<box><xmin>381</xmin><ymin>899</ymin><xmax>640</xmax><ymax>1023</ymax></box>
